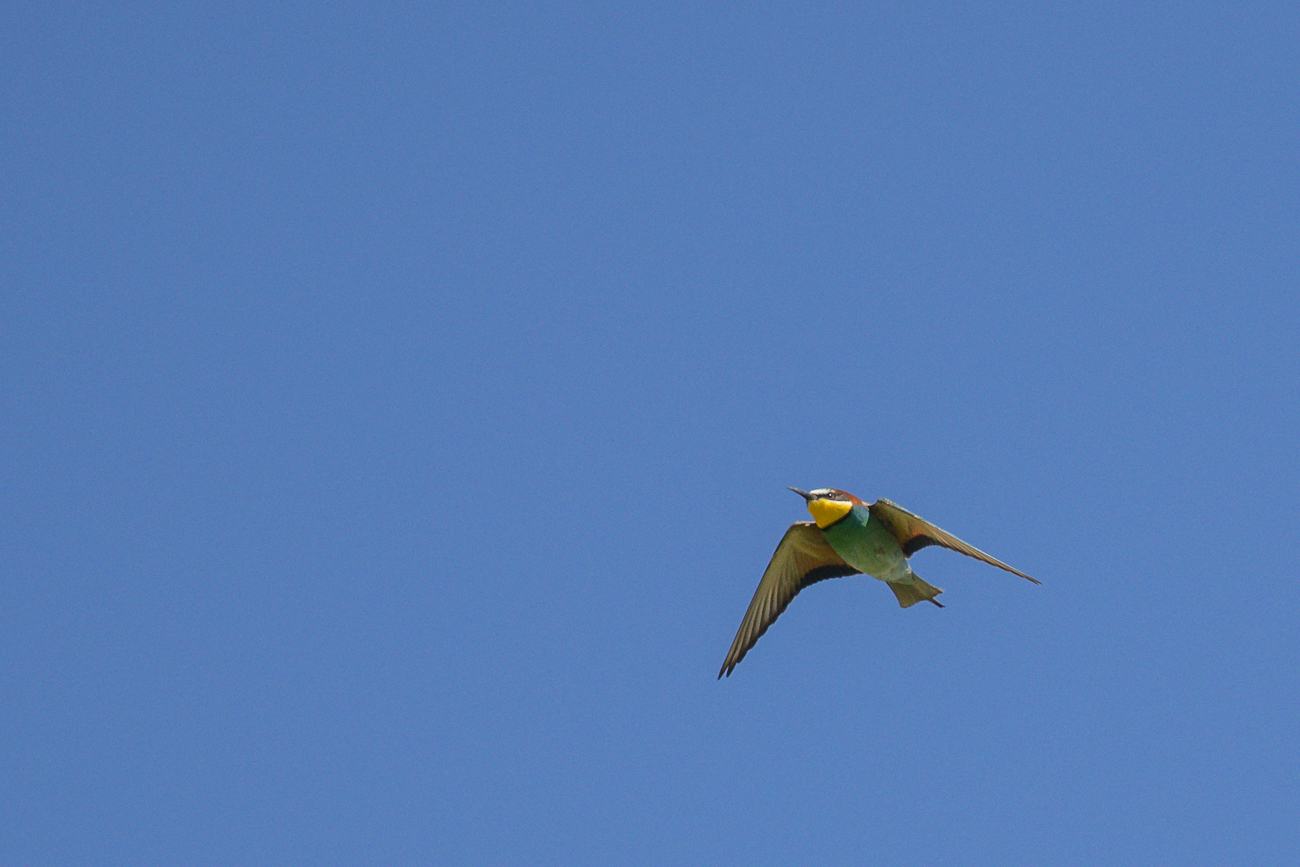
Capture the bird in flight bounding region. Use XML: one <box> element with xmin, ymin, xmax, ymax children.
<box><xmin>718</xmin><ymin>487</ymin><xmax>1039</xmax><ymax>677</ymax></box>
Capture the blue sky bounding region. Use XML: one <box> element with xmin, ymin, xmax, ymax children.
<box><xmin>4</xmin><ymin>2</ymin><xmax>1298</xmax><ymax>864</ymax></box>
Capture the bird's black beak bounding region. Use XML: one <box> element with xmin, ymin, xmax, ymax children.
<box><xmin>787</xmin><ymin>487</ymin><xmax>814</xmax><ymax>501</ymax></box>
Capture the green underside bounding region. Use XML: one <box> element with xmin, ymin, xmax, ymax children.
<box><xmin>821</xmin><ymin>503</ymin><xmax>912</xmax><ymax>581</ymax></box>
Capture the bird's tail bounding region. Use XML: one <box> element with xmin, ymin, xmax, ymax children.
<box><xmin>887</xmin><ymin>575</ymin><xmax>945</xmax><ymax>608</ymax></box>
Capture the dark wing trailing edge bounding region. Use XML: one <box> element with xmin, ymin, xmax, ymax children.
<box><xmin>868</xmin><ymin>498</ymin><xmax>1040</xmax><ymax>584</ymax></box>
<box><xmin>718</xmin><ymin>522</ymin><xmax>861</xmax><ymax>678</ymax></box>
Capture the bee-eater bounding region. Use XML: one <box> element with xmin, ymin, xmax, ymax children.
<box><xmin>718</xmin><ymin>487</ymin><xmax>1039</xmax><ymax>677</ymax></box>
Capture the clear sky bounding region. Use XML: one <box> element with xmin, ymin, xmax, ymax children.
<box><xmin>4</xmin><ymin>3</ymin><xmax>1298</xmax><ymax>864</ymax></box>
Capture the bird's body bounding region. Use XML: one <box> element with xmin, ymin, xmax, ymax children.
<box><xmin>817</xmin><ymin>500</ymin><xmax>912</xmax><ymax>583</ymax></box>
<box><xmin>718</xmin><ymin>487</ymin><xmax>1039</xmax><ymax>677</ymax></box>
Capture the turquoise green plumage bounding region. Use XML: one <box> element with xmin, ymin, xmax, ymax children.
<box><xmin>718</xmin><ymin>487</ymin><xmax>1039</xmax><ymax>677</ymax></box>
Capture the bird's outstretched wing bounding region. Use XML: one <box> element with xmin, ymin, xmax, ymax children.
<box><xmin>718</xmin><ymin>522</ymin><xmax>861</xmax><ymax>678</ymax></box>
<box><xmin>869</xmin><ymin>498</ymin><xmax>1039</xmax><ymax>584</ymax></box>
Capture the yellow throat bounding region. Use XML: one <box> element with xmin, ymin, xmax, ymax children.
<box><xmin>807</xmin><ymin>498</ymin><xmax>852</xmax><ymax>529</ymax></box>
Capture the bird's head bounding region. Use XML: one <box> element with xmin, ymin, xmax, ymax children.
<box><xmin>787</xmin><ymin>487</ymin><xmax>863</xmax><ymax>528</ymax></box>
